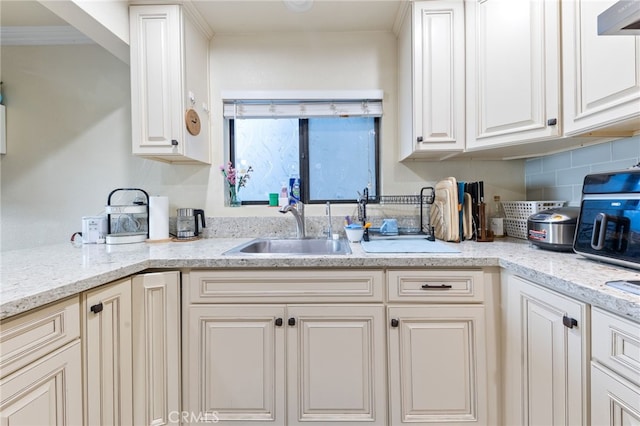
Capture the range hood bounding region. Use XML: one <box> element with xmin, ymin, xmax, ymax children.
<box><xmin>598</xmin><ymin>0</ymin><xmax>640</xmax><ymax>35</ymax></box>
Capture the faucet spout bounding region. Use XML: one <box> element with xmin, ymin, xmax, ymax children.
<box><xmin>279</xmin><ymin>202</ymin><xmax>305</xmax><ymax>238</ymax></box>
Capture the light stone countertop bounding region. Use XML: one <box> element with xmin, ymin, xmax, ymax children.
<box><xmin>2</xmin><ymin>237</ymin><xmax>639</xmax><ymax>321</ymax></box>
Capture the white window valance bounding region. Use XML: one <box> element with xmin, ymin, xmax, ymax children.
<box><xmin>222</xmin><ymin>90</ymin><xmax>383</xmax><ymax>119</ymax></box>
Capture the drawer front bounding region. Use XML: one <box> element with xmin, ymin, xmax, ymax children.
<box><xmin>592</xmin><ymin>307</ymin><xmax>640</xmax><ymax>386</ymax></box>
<box><xmin>387</xmin><ymin>269</ymin><xmax>485</xmax><ymax>303</ymax></box>
<box><xmin>0</xmin><ymin>296</ymin><xmax>80</xmax><ymax>378</ymax></box>
<box><xmin>186</xmin><ymin>269</ymin><xmax>384</xmax><ymax>303</ymax></box>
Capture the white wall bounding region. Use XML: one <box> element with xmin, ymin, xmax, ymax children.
<box><xmin>0</xmin><ymin>31</ymin><xmax>525</xmax><ymax>251</ymax></box>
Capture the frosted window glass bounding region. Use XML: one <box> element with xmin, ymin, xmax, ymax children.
<box><xmin>308</xmin><ymin>117</ymin><xmax>377</xmax><ymax>200</ymax></box>
<box><xmin>230</xmin><ymin>117</ymin><xmax>378</xmax><ymax>203</ymax></box>
<box><xmin>233</xmin><ymin>118</ymin><xmax>299</xmax><ymax>202</ymax></box>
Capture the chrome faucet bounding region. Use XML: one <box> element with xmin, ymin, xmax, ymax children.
<box><xmin>279</xmin><ymin>201</ymin><xmax>305</xmax><ymax>238</ymax></box>
<box><xmin>325</xmin><ymin>202</ymin><xmax>333</xmax><ymax>239</ymax></box>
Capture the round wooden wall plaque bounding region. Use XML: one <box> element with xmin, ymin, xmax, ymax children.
<box><xmin>185</xmin><ymin>109</ymin><xmax>201</xmax><ymax>136</ymax></box>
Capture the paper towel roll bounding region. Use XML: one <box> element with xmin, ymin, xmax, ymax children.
<box><xmin>149</xmin><ymin>196</ymin><xmax>169</xmax><ymax>240</ymax></box>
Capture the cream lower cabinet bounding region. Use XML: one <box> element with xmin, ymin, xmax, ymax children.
<box><xmin>591</xmin><ymin>307</ymin><xmax>640</xmax><ymax>426</ymax></box>
<box><xmin>183</xmin><ymin>269</ymin><xmax>387</xmax><ymax>425</ymax></box>
<box><xmin>132</xmin><ymin>271</ymin><xmax>181</xmax><ymax>426</ymax></box>
<box><xmin>82</xmin><ymin>277</ymin><xmax>134</xmax><ymax>426</ymax></box>
<box><xmin>387</xmin><ymin>269</ymin><xmax>497</xmax><ymax>425</ymax></box>
<box><xmin>501</xmin><ymin>272</ymin><xmax>589</xmax><ymax>426</ymax></box>
<box><xmin>0</xmin><ymin>297</ymin><xmax>82</xmax><ymax>426</ymax></box>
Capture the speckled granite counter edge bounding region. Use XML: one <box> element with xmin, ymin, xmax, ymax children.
<box><xmin>2</xmin><ymin>238</ymin><xmax>639</xmax><ymax>322</ymax></box>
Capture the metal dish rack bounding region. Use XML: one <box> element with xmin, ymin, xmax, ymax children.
<box><xmin>357</xmin><ymin>187</ymin><xmax>435</xmax><ymax>240</ymax></box>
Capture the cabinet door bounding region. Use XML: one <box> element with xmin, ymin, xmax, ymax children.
<box><xmin>130</xmin><ymin>5</ymin><xmax>183</xmax><ymax>156</ymax></box>
<box><xmin>184</xmin><ymin>305</ymin><xmax>286</xmax><ymax>425</ymax></box>
<box><xmin>0</xmin><ymin>341</ymin><xmax>82</xmax><ymax>426</ymax></box>
<box><xmin>286</xmin><ymin>305</ymin><xmax>386</xmax><ymax>426</ymax></box>
<box><xmin>503</xmin><ymin>274</ymin><xmax>588</xmax><ymax>426</ymax></box>
<box><xmin>398</xmin><ymin>0</ymin><xmax>465</xmax><ymax>160</ymax></box>
<box><xmin>591</xmin><ymin>362</ymin><xmax>640</xmax><ymax>426</ymax></box>
<box><xmin>466</xmin><ymin>0</ymin><xmax>561</xmax><ymax>149</ymax></box>
<box><xmin>562</xmin><ymin>0</ymin><xmax>640</xmax><ymax>136</ymax></box>
<box><xmin>83</xmin><ymin>278</ymin><xmax>133</xmax><ymax>426</ymax></box>
<box><xmin>388</xmin><ymin>305</ymin><xmax>487</xmax><ymax>425</ymax></box>
<box><xmin>132</xmin><ymin>271</ymin><xmax>180</xmax><ymax>426</ymax></box>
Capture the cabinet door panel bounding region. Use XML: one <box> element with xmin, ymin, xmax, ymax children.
<box><xmin>83</xmin><ymin>278</ymin><xmax>133</xmax><ymax>426</ymax></box>
<box><xmin>132</xmin><ymin>271</ymin><xmax>180</xmax><ymax>426</ymax></box>
<box><xmin>185</xmin><ymin>305</ymin><xmax>285</xmax><ymax>425</ymax></box>
<box><xmin>466</xmin><ymin>0</ymin><xmax>560</xmax><ymax>148</ymax></box>
<box><xmin>562</xmin><ymin>0</ymin><xmax>640</xmax><ymax>135</ymax></box>
<box><xmin>130</xmin><ymin>5</ymin><xmax>181</xmax><ymax>151</ymax></box>
<box><xmin>591</xmin><ymin>362</ymin><xmax>640</xmax><ymax>426</ymax></box>
<box><xmin>388</xmin><ymin>305</ymin><xmax>487</xmax><ymax>425</ymax></box>
<box><xmin>287</xmin><ymin>305</ymin><xmax>386</xmax><ymax>426</ymax></box>
<box><xmin>0</xmin><ymin>341</ymin><xmax>82</xmax><ymax>426</ymax></box>
<box><xmin>503</xmin><ymin>274</ymin><xmax>588</xmax><ymax>426</ymax></box>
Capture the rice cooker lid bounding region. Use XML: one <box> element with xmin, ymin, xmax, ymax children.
<box><xmin>528</xmin><ymin>207</ymin><xmax>579</xmax><ymax>224</ymax></box>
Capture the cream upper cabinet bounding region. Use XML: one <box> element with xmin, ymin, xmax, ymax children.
<box><xmin>502</xmin><ymin>272</ymin><xmax>589</xmax><ymax>426</ymax></box>
<box><xmin>132</xmin><ymin>271</ymin><xmax>181</xmax><ymax>426</ymax></box>
<box><xmin>83</xmin><ymin>277</ymin><xmax>133</xmax><ymax>426</ymax></box>
<box><xmin>129</xmin><ymin>4</ymin><xmax>211</xmax><ymax>164</ymax></box>
<box><xmin>465</xmin><ymin>0</ymin><xmax>561</xmax><ymax>152</ymax></box>
<box><xmin>0</xmin><ymin>297</ymin><xmax>83</xmax><ymax>426</ymax></box>
<box><xmin>398</xmin><ymin>0</ymin><xmax>466</xmax><ymax>160</ymax></box>
<box><xmin>561</xmin><ymin>0</ymin><xmax>640</xmax><ymax>137</ymax></box>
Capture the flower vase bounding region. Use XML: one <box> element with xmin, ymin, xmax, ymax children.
<box><xmin>228</xmin><ymin>184</ymin><xmax>241</xmax><ymax>207</ymax></box>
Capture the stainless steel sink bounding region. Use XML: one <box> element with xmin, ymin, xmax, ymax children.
<box><xmin>223</xmin><ymin>238</ymin><xmax>352</xmax><ymax>256</ymax></box>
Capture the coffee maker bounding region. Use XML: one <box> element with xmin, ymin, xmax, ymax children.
<box><xmin>176</xmin><ymin>208</ymin><xmax>206</xmax><ymax>239</ymax></box>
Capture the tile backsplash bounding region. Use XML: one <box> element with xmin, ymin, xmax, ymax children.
<box><xmin>525</xmin><ymin>136</ymin><xmax>640</xmax><ymax>206</ymax></box>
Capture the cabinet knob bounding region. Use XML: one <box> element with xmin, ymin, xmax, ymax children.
<box><xmin>275</xmin><ymin>318</ymin><xmax>283</xmax><ymax>327</ymax></box>
<box><xmin>171</xmin><ymin>139</ymin><xmax>179</xmax><ymax>146</ymax></box>
<box><xmin>547</xmin><ymin>118</ymin><xmax>557</xmax><ymax>126</ymax></box>
<box><xmin>562</xmin><ymin>315</ymin><xmax>578</xmax><ymax>329</ymax></box>
<box><xmin>416</xmin><ymin>136</ymin><xmax>423</xmax><ymax>143</ymax></box>
<box><xmin>390</xmin><ymin>318</ymin><xmax>399</xmax><ymax>328</ymax></box>
<box><xmin>288</xmin><ymin>317</ymin><xmax>296</xmax><ymax>326</ymax></box>
<box><xmin>90</xmin><ymin>302</ymin><xmax>103</xmax><ymax>314</ymax></box>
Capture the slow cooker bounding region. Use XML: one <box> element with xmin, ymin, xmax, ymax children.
<box><xmin>527</xmin><ymin>207</ymin><xmax>580</xmax><ymax>251</ymax></box>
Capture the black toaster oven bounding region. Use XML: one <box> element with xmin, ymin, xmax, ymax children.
<box><xmin>573</xmin><ymin>168</ymin><xmax>640</xmax><ymax>270</ymax></box>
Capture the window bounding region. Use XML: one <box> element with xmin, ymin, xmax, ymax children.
<box><xmin>224</xmin><ymin>94</ymin><xmax>382</xmax><ymax>204</ymax></box>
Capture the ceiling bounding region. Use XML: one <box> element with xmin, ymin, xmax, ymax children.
<box><xmin>1</xmin><ymin>1</ymin><xmax>407</xmax><ymax>39</ymax></box>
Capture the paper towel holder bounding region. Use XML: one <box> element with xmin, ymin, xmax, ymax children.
<box><xmin>148</xmin><ymin>195</ymin><xmax>171</xmax><ymax>242</ymax></box>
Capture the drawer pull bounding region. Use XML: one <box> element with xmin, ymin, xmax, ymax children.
<box><xmin>90</xmin><ymin>302</ymin><xmax>103</xmax><ymax>314</ymax></box>
<box><xmin>390</xmin><ymin>319</ymin><xmax>399</xmax><ymax>328</ymax></box>
<box><xmin>275</xmin><ymin>318</ymin><xmax>283</xmax><ymax>327</ymax></box>
<box><xmin>421</xmin><ymin>283</ymin><xmax>453</xmax><ymax>290</ymax></box>
<box><xmin>562</xmin><ymin>315</ymin><xmax>578</xmax><ymax>329</ymax></box>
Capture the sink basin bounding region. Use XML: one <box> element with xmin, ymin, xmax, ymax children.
<box><xmin>224</xmin><ymin>238</ymin><xmax>352</xmax><ymax>256</ymax></box>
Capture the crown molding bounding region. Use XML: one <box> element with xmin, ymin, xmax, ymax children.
<box><xmin>1</xmin><ymin>26</ymin><xmax>94</xmax><ymax>46</ymax></box>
